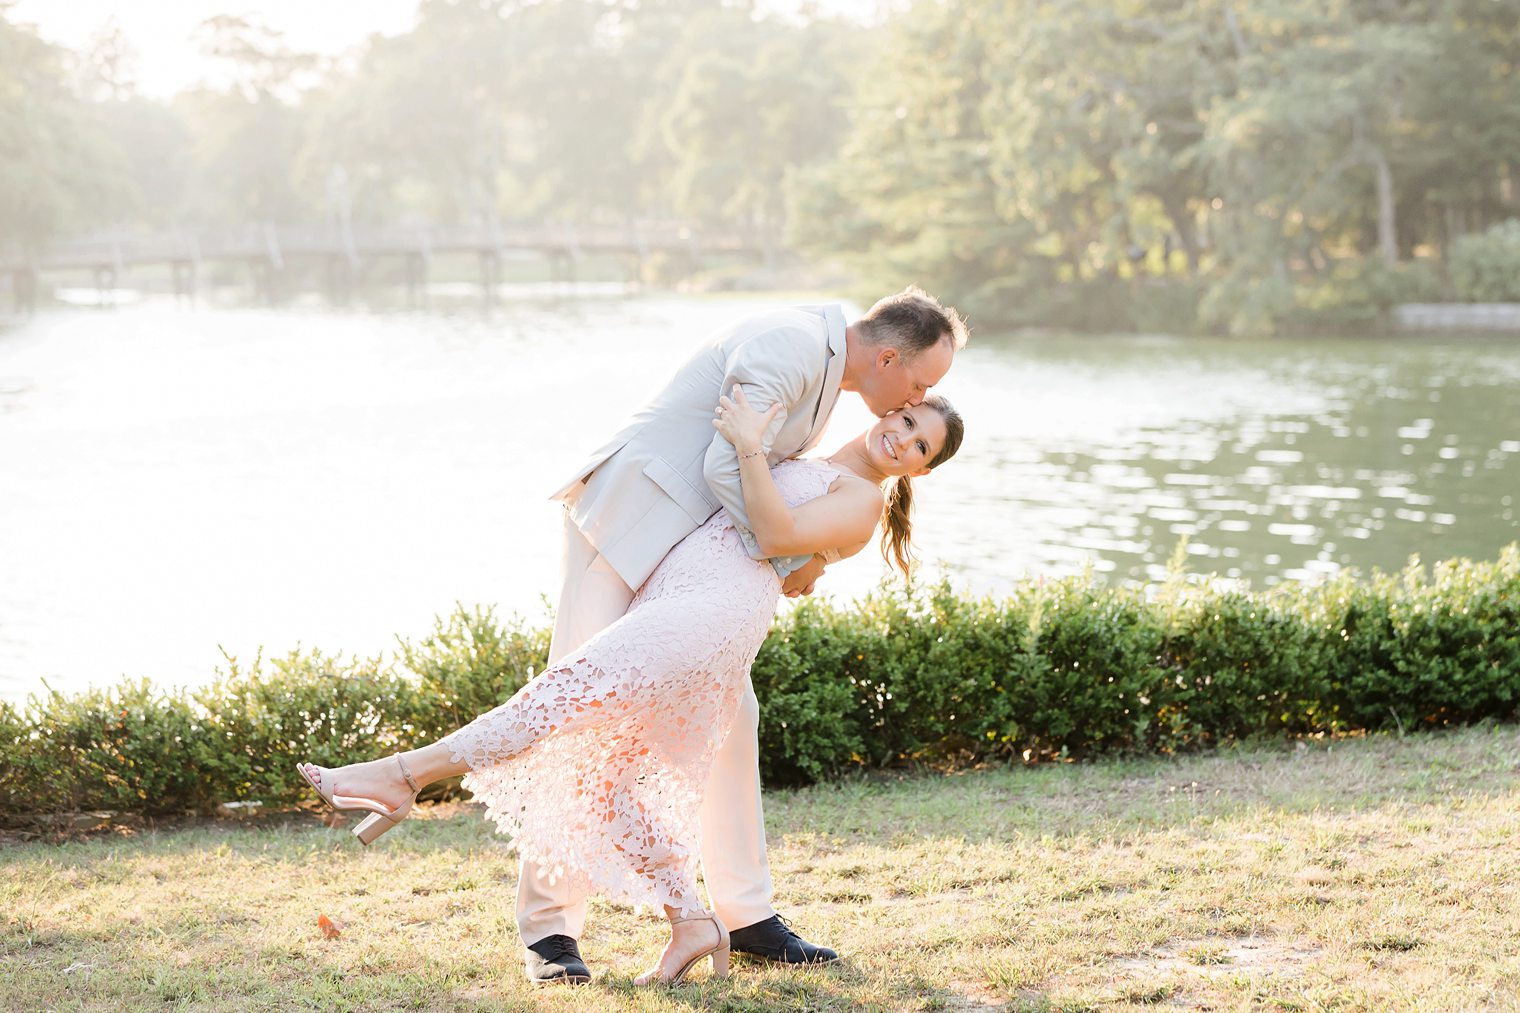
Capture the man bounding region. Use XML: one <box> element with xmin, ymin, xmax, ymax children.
<box><xmin>522</xmin><ymin>287</ymin><xmax>966</xmax><ymax>984</ymax></box>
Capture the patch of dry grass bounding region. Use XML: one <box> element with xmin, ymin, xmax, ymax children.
<box><xmin>6</xmin><ymin>724</ymin><xmax>1520</xmax><ymax>1011</ymax></box>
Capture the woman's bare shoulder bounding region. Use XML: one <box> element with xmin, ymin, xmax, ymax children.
<box><xmin>826</xmin><ymin>469</ymin><xmax>885</xmax><ymax>505</ymax></box>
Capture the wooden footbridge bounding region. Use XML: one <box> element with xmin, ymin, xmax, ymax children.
<box><xmin>2</xmin><ymin>220</ymin><xmax>764</xmax><ymax>310</ymax></box>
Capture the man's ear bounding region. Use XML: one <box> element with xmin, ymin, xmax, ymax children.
<box><xmin>877</xmin><ymin>346</ymin><xmax>897</xmax><ymax>368</ymax></box>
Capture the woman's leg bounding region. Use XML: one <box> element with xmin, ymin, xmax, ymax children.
<box><xmin>296</xmin><ymin>739</ymin><xmax>468</xmax><ymax>814</ymax></box>
<box><xmin>599</xmin><ymin>776</ymin><xmax>729</xmax><ymax>984</ymax></box>
<box><xmin>300</xmin><ymin>641</ymin><xmax>632</xmax><ymax>814</ymax></box>
<box><xmin>302</xmin><ymin>517</ymin><xmax>634</xmax><ymax>816</ymax></box>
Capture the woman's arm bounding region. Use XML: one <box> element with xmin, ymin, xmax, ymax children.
<box><xmin>700</xmin><ymin>329</ymin><xmax>812</xmax><ymax>560</ymax></box>
<box><xmin>714</xmin><ymin>386</ymin><xmax>881</xmax><ymax>558</ymax></box>
<box><xmin>826</xmin><ymin>540</ymin><xmax>871</xmax><ymax>563</ymax></box>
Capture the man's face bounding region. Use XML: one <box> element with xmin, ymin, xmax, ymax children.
<box><xmin>858</xmin><ymin>336</ymin><xmax>955</xmax><ymax>416</ymax></box>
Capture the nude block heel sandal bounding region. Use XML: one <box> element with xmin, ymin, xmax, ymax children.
<box><xmin>295</xmin><ymin>754</ymin><xmax>421</xmax><ymax>846</ymax></box>
<box><xmin>670</xmin><ymin>912</ymin><xmax>731</xmax><ymax>984</ymax></box>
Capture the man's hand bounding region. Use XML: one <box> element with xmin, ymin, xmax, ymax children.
<box><xmin>781</xmin><ymin>553</ymin><xmax>827</xmax><ymax>598</ymax></box>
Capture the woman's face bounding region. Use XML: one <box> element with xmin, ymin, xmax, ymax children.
<box><xmin>864</xmin><ymin>404</ymin><xmax>949</xmax><ymax>478</ymax></box>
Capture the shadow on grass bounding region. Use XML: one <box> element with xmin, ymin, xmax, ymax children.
<box><xmin>5</xmin><ymin>723</ymin><xmax>1519</xmax><ymax>863</ymax></box>
<box><xmin>590</xmin><ymin>960</ymin><xmax>1011</xmax><ymax>1013</ymax></box>
<box><xmin>764</xmin><ymin>723</ymin><xmax>1520</xmax><ymax>846</ymax></box>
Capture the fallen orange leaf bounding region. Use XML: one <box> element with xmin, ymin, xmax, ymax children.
<box><xmin>317</xmin><ymin>914</ymin><xmax>343</xmax><ymax>940</ymax></box>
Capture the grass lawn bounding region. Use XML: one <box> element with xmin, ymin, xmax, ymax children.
<box><xmin>5</xmin><ymin>724</ymin><xmax>1520</xmax><ymax>1011</ymax></box>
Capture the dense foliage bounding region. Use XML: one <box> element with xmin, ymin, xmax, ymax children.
<box><xmin>792</xmin><ymin>0</ymin><xmax>1520</xmax><ymax>334</ymax></box>
<box><xmin>0</xmin><ymin>1</ymin><xmax>853</xmax><ymax>266</ymax></box>
<box><xmin>1449</xmin><ymin>219</ymin><xmax>1520</xmax><ymax>303</ymax></box>
<box><xmin>4</xmin><ymin>1</ymin><xmax>1519</xmax><ymax>332</ymax></box>
<box><xmin>2</xmin><ymin>546</ymin><xmax>1515</xmax><ymax>815</ymax></box>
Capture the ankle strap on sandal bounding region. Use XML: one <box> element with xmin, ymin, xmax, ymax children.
<box><xmin>670</xmin><ymin>911</ymin><xmax>718</xmax><ymax>925</ymax></box>
<box><xmin>394</xmin><ymin>754</ymin><xmax>421</xmax><ymax>794</ymax></box>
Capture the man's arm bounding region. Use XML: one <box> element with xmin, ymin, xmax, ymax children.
<box><xmin>715</xmin><ymin>385</ymin><xmax>880</xmax><ymax>559</ymax></box>
<box><xmin>703</xmin><ymin>388</ymin><xmax>789</xmax><ymax>541</ymax></box>
<box><xmin>702</xmin><ymin>326</ymin><xmax>816</xmax><ymax>558</ymax></box>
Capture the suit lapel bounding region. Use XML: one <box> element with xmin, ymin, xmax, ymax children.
<box><xmin>799</xmin><ymin>304</ymin><xmax>849</xmax><ymax>453</ymax></box>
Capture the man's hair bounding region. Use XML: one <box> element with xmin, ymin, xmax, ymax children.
<box><xmin>857</xmin><ymin>286</ymin><xmax>969</xmax><ymax>357</ymax></box>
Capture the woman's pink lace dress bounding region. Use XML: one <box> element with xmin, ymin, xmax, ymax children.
<box><xmin>443</xmin><ymin>459</ymin><xmax>838</xmax><ymax>914</ymax></box>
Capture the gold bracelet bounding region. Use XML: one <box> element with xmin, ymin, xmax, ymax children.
<box><xmin>739</xmin><ymin>449</ymin><xmax>765</xmax><ymax>460</ymax></box>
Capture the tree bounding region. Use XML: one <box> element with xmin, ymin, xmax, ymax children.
<box><xmin>787</xmin><ymin>1</ymin><xmax>1020</xmax><ymax>309</ymax></box>
<box><xmin>659</xmin><ymin>9</ymin><xmax>850</xmax><ymax>261</ymax></box>
<box><xmin>177</xmin><ymin>17</ymin><xmax>319</xmax><ymax>226</ymax></box>
<box><xmin>0</xmin><ymin>7</ymin><xmax>132</xmax><ymax>255</ymax></box>
<box><xmin>795</xmin><ymin>0</ymin><xmax>1520</xmax><ymax>334</ymax></box>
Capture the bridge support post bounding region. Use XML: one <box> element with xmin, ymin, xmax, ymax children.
<box><xmin>250</xmin><ymin>259</ymin><xmax>276</xmax><ymax>306</ymax></box>
<box><xmin>405</xmin><ymin>252</ymin><xmax>428</xmax><ymax>310</ymax></box>
<box><xmin>479</xmin><ymin>250</ymin><xmax>499</xmax><ymax>309</ymax></box>
<box><xmin>93</xmin><ymin>264</ymin><xmax>117</xmax><ymax>307</ymax></box>
<box><xmin>171</xmin><ymin>260</ymin><xmax>197</xmax><ymax>307</ymax></box>
<box><xmin>684</xmin><ymin>232</ymin><xmax>701</xmax><ymax>283</ymax></box>
<box><xmin>621</xmin><ymin>252</ymin><xmax>645</xmax><ymax>290</ymax></box>
<box><xmin>11</xmin><ymin>268</ymin><xmax>37</xmax><ymax>315</ymax></box>
<box><xmin>325</xmin><ymin>254</ymin><xmax>354</xmax><ymax>307</ymax></box>
<box><xmin>560</xmin><ymin>223</ymin><xmax>581</xmax><ymax>294</ymax></box>
<box><xmin>632</xmin><ymin>221</ymin><xmax>649</xmax><ymax>290</ymax></box>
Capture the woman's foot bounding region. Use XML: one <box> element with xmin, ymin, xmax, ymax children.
<box><xmin>634</xmin><ymin>910</ymin><xmax>730</xmax><ymax>985</ymax></box>
<box><xmin>298</xmin><ymin>756</ymin><xmax>416</xmax><ymax>815</ymax></box>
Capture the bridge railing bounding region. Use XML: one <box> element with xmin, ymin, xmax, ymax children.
<box><xmin>2</xmin><ymin>220</ymin><xmax>760</xmax><ymax>274</ymax></box>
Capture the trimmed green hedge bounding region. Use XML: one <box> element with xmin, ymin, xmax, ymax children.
<box><xmin>3</xmin><ymin>546</ymin><xmax>1517</xmax><ymax>814</ymax></box>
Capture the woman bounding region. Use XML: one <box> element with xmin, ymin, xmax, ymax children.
<box><xmin>298</xmin><ymin>387</ymin><xmax>964</xmax><ymax>984</ymax></box>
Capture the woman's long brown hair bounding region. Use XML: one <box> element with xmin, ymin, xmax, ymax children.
<box><xmin>880</xmin><ymin>395</ymin><xmax>964</xmax><ymax>576</ymax></box>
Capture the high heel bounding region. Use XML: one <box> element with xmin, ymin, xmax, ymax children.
<box><xmin>295</xmin><ymin>755</ymin><xmax>421</xmax><ymax>846</ymax></box>
<box><xmin>635</xmin><ymin>912</ymin><xmax>730</xmax><ymax>985</ymax></box>
<box><xmin>351</xmin><ymin>807</ymin><xmax>407</xmax><ymax>845</ymax></box>
<box><xmin>710</xmin><ymin>939</ymin><xmax>731</xmax><ymax>978</ymax></box>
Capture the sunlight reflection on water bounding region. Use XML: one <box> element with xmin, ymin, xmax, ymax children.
<box><xmin>1</xmin><ymin>297</ymin><xmax>1517</xmax><ymax>701</ymax></box>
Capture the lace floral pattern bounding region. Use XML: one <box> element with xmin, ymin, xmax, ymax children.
<box><xmin>444</xmin><ymin>459</ymin><xmax>840</xmax><ymax>914</ymax></box>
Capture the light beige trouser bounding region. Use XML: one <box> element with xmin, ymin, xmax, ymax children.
<box><xmin>515</xmin><ymin>510</ymin><xmax>775</xmax><ymax>945</ymax></box>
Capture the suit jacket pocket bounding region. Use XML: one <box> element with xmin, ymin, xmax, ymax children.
<box><xmin>643</xmin><ymin>456</ymin><xmax>720</xmax><ymax>525</ymax></box>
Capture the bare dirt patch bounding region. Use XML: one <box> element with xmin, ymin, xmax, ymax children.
<box><xmin>1116</xmin><ymin>935</ymin><xmax>1324</xmax><ymax>981</ymax></box>
<box><xmin>943</xmin><ymin>979</ymin><xmax>1012</xmax><ymax>1010</ymax></box>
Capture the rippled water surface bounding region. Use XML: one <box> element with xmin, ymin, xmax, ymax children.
<box><xmin>2</xmin><ymin>297</ymin><xmax>1516</xmax><ymax>701</ymax></box>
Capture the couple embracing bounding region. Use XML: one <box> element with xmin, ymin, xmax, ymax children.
<box><xmin>298</xmin><ymin>287</ymin><xmax>968</xmax><ymax>985</ymax></box>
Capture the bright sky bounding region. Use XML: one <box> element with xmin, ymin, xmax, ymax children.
<box><xmin>10</xmin><ymin>0</ymin><xmax>884</xmax><ymax>99</ymax></box>
<box><xmin>10</xmin><ymin>0</ymin><xmax>422</xmax><ymax>97</ymax></box>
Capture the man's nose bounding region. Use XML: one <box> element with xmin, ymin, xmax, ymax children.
<box><xmin>906</xmin><ymin>392</ymin><xmax>925</xmax><ymax>406</ymax></box>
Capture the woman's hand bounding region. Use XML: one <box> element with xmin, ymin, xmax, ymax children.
<box><xmin>713</xmin><ymin>384</ymin><xmax>781</xmax><ymax>456</ymax></box>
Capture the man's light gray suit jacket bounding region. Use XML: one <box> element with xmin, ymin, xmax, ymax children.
<box><xmin>550</xmin><ymin>304</ymin><xmax>849</xmax><ymax>591</ymax></box>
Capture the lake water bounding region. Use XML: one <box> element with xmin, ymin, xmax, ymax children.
<box><xmin>2</xmin><ymin>295</ymin><xmax>1517</xmax><ymax>704</ymax></box>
